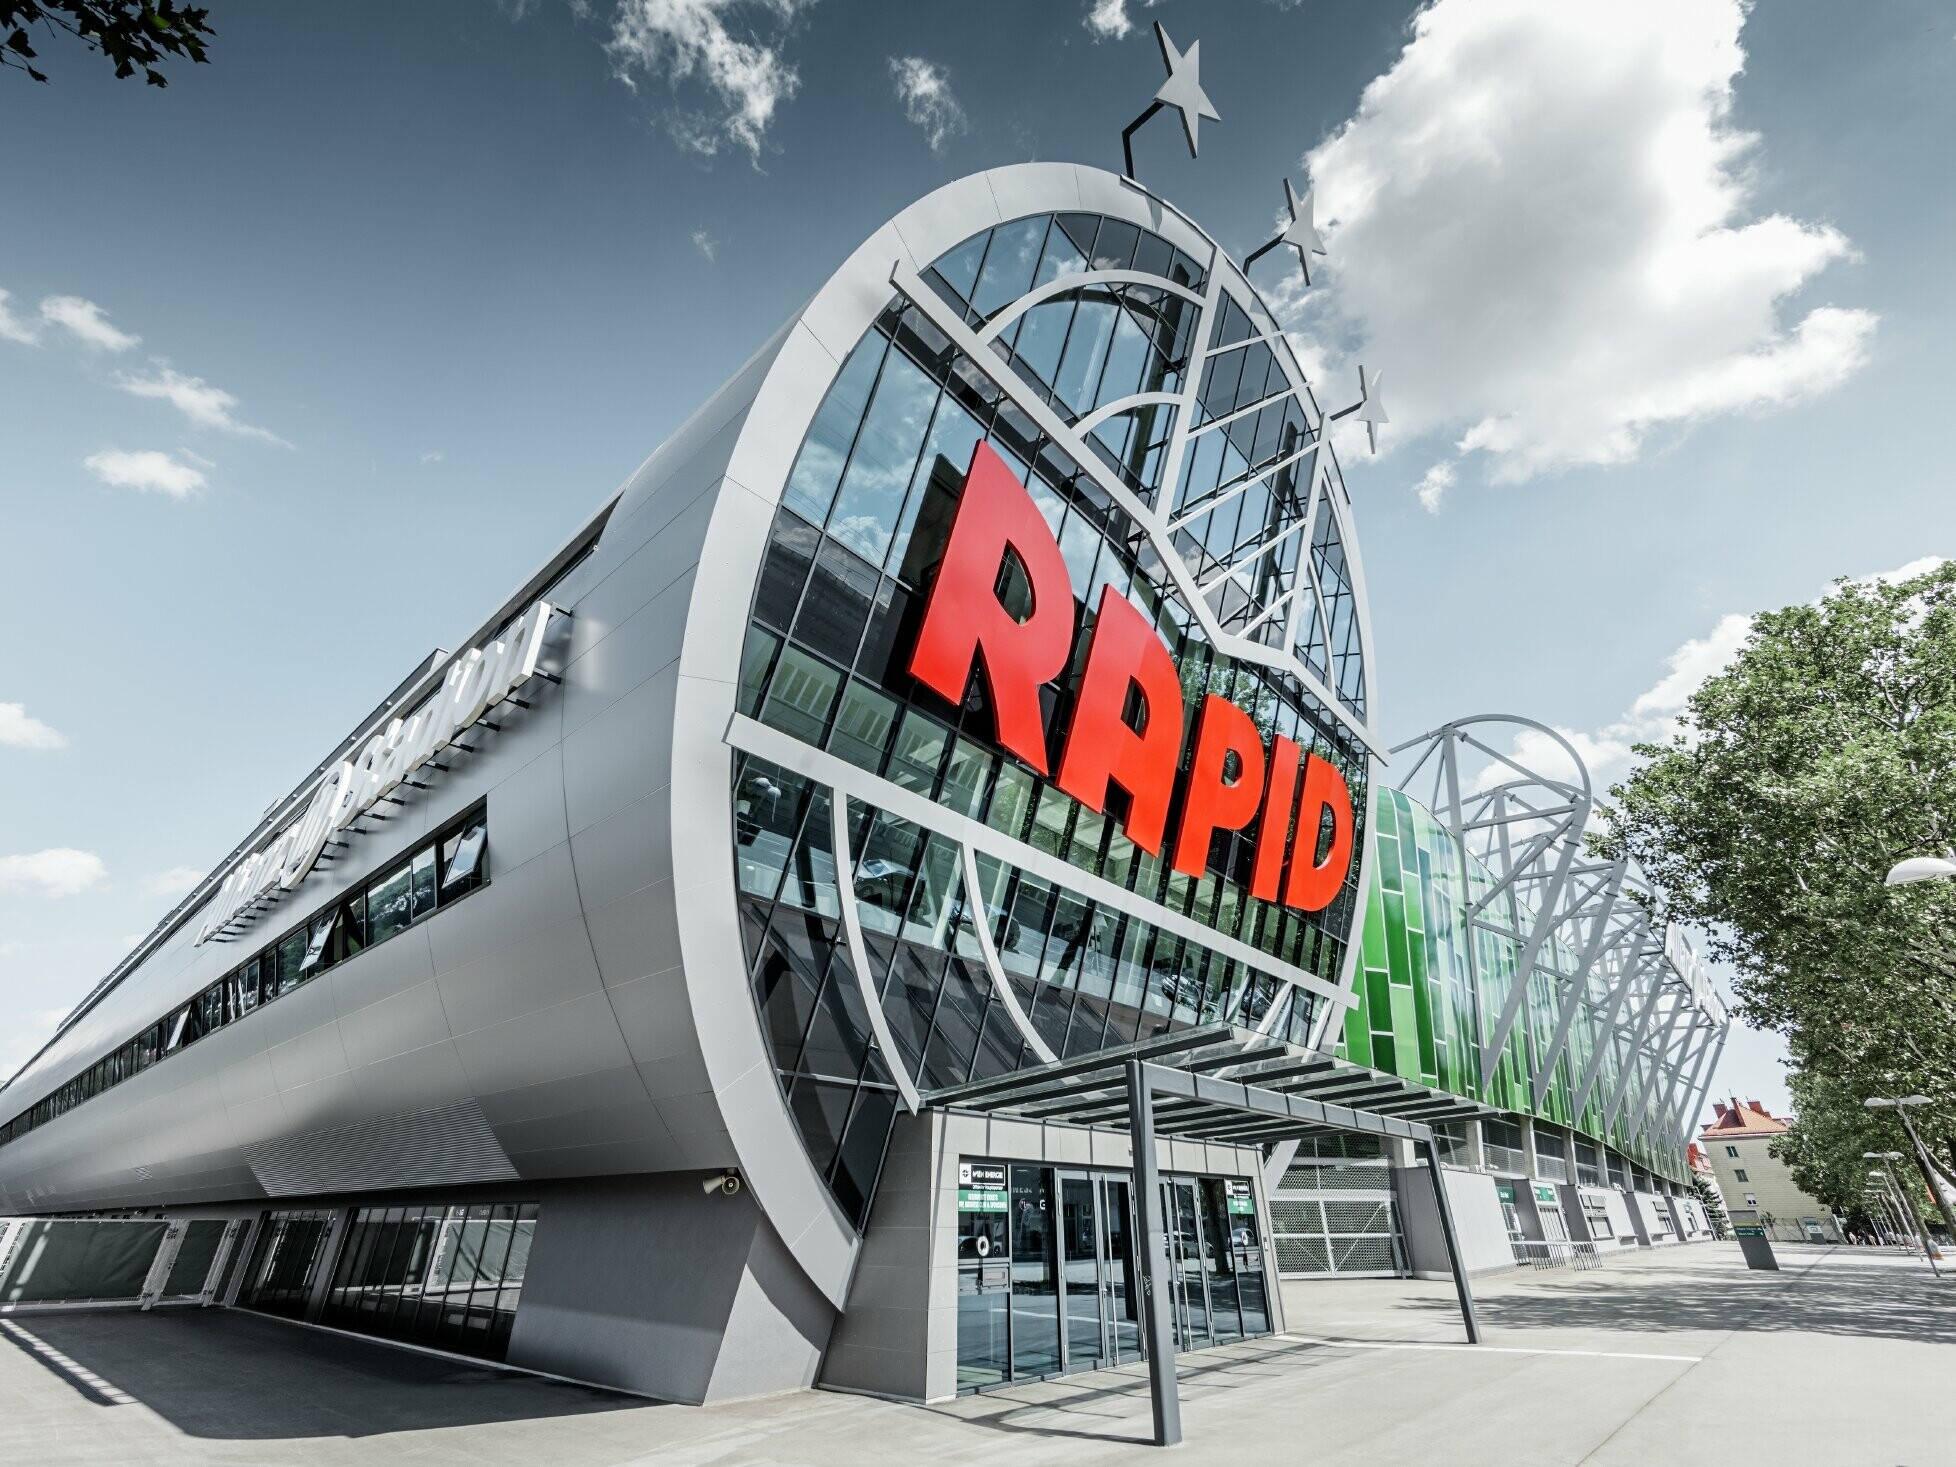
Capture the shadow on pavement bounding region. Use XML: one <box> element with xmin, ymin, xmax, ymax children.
<box><xmin>920</xmin><ymin>1336</ymin><xmax>1345</xmax><ymax>1445</ymax></box>
<box><xmin>1376</xmin><ymin>1251</ymin><xmax>1956</xmax><ymax>1348</ymax></box>
<box><xmin>0</xmin><ymin>1307</ymin><xmax>645</xmax><ymax>1441</ymax></box>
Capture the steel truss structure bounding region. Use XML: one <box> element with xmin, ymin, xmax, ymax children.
<box><xmin>1387</xmin><ymin>716</ymin><xmax>1728</xmax><ymax>1174</ymax></box>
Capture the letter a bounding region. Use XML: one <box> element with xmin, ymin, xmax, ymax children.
<box><xmin>908</xmin><ymin>442</ymin><xmax>1076</xmax><ymax>775</ymax></box>
<box><xmin>1055</xmin><ymin>586</ymin><xmax>1186</xmax><ymax>855</ymax></box>
<box><xmin>1285</xmin><ymin>753</ymin><xmax>1355</xmax><ymax>912</ymax></box>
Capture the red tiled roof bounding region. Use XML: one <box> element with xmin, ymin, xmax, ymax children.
<box><xmin>1699</xmin><ymin>1096</ymin><xmax>1790</xmax><ymax>1138</ymax></box>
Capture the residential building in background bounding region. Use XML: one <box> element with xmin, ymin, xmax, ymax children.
<box><xmin>1699</xmin><ymin>1098</ymin><xmax>1839</xmax><ymax>1242</ymax></box>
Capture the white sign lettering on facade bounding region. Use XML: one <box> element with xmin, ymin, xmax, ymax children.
<box><xmin>193</xmin><ymin>598</ymin><xmax>556</xmax><ymax>945</ymax></box>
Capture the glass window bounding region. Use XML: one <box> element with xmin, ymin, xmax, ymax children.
<box><xmin>737</xmin><ymin>627</ymin><xmax>780</xmax><ymax>717</ymax></box>
<box><xmin>299</xmin><ymin>908</ymin><xmax>337</xmax><ymax>975</ymax></box>
<box><xmin>276</xmin><ymin>930</ymin><xmax>307</xmax><ymax>996</ymax></box>
<box><xmin>830</xmin><ymin>679</ymin><xmax>898</xmax><ymax>774</ymax></box>
<box><xmin>410</xmin><ymin>848</ymin><xmax>438</xmax><ymax>921</ymax></box>
<box><xmin>440</xmin><ymin>819</ymin><xmax>486</xmax><ymax>895</ymax></box>
<box><xmin>888</xmin><ymin>709</ymin><xmax>949</xmax><ymax>796</ymax></box>
<box><xmin>971</xmin><ymin>217</ymin><xmax>1047</xmax><ymax>320</ymax></box>
<box><xmin>827</xmin><ymin>349</ymin><xmax>939</xmax><ymax>567</ymax></box>
<box><xmin>734</xmin><ymin>760</ymin><xmax>810</xmax><ymax>902</ymax></box>
<box><xmin>784</xmin><ymin>333</ymin><xmax>887</xmax><ymax>524</ymax></box>
<box><xmin>759</xmin><ymin>645</ymin><xmax>841</xmax><ymax>747</ymax></box>
<box><xmin>367</xmin><ymin>864</ymin><xmax>413</xmax><ymax>946</ymax></box>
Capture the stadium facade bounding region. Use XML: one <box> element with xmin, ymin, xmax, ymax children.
<box><xmin>0</xmin><ymin>164</ymin><xmax>1727</xmax><ymax>1405</ymax></box>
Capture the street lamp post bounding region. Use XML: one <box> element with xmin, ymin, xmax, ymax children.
<box><xmin>1866</xmin><ymin>1095</ymin><xmax>1956</xmax><ymax>1252</ymax></box>
<box><xmin>1866</xmin><ymin>1156</ymin><xmax>1940</xmax><ymax>1277</ymax></box>
<box><xmin>1864</xmin><ymin>1189</ymin><xmax>1896</xmax><ymax>1246</ymax></box>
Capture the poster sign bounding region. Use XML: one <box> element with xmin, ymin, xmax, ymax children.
<box><xmin>959</xmin><ymin>1161</ymin><xmax>1006</xmax><ymax>1189</ymax></box>
<box><xmin>1533</xmin><ymin>1184</ymin><xmax>1558</xmax><ymax>1204</ymax></box>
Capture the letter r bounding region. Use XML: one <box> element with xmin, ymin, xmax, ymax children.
<box><xmin>907</xmin><ymin>442</ymin><xmax>1076</xmax><ymax>775</ymax></box>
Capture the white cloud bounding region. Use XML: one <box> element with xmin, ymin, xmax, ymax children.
<box><xmin>1412</xmin><ymin>461</ymin><xmax>1454</xmax><ymax>514</ymax></box>
<box><xmin>0</xmin><ymin>702</ymin><xmax>66</xmax><ymax>750</ymax></box>
<box><xmin>139</xmin><ymin>866</ymin><xmax>204</xmax><ymax>900</ymax></box>
<box><xmin>39</xmin><ymin>294</ymin><xmax>140</xmax><ymax>352</ymax></box>
<box><xmin>606</xmin><ymin>0</ymin><xmax>811</xmax><ymax>163</ymax></box>
<box><xmin>1863</xmin><ymin>556</ymin><xmax>1945</xmax><ymax>587</ymax></box>
<box><xmin>421</xmin><ymin>449</ymin><xmax>446</xmax><ymax>464</ymax></box>
<box><xmin>116</xmin><ymin>367</ymin><xmax>288</xmax><ymax>445</ymax></box>
<box><xmin>83</xmin><ymin>448</ymin><xmax>208</xmax><ymax>499</ymax></box>
<box><xmin>1628</xmin><ymin>613</ymin><xmax>1754</xmax><ymax>721</ymax></box>
<box><xmin>1084</xmin><ymin>0</ymin><xmax>1137</xmax><ymax>41</ymax></box>
<box><xmin>0</xmin><ymin>288</ymin><xmax>40</xmax><ymax>345</ymax></box>
<box><xmin>1288</xmin><ymin>0</ymin><xmax>1875</xmax><ymax>487</ymax></box>
<box><xmin>0</xmin><ymin>849</ymin><xmax>108</xmax><ymax>898</ymax></box>
<box><xmin>888</xmin><ymin>56</ymin><xmax>967</xmax><ymax>154</ymax></box>
<box><xmin>690</xmin><ymin>226</ymin><xmax>717</xmax><ymax>263</ymax></box>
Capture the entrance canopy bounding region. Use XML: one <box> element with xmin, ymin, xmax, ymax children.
<box><xmin>924</xmin><ymin>1022</ymin><xmax>1496</xmax><ymax>1148</ymax></box>
<box><xmin>925</xmin><ymin>1024</ymin><xmax>1489</xmax><ymax>1448</ymax></box>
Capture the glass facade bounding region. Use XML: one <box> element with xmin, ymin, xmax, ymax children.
<box><xmin>1347</xmin><ymin>788</ymin><xmax>1684</xmax><ymax>1179</ymax></box>
<box><xmin>321</xmin><ymin>1201</ymin><xmax>537</xmax><ymax>1362</ymax></box>
<box><xmin>0</xmin><ymin>806</ymin><xmax>488</xmax><ymax>1149</ymax></box>
<box><xmin>236</xmin><ymin>1210</ymin><xmax>336</xmax><ymax>1320</ymax></box>
<box><xmin>954</xmin><ymin>1157</ymin><xmax>1266</xmax><ymax>1392</ymax></box>
<box><xmin>735</xmin><ymin>212</ymin><xmax>1372</xmax><ymax>1227</ymax></box>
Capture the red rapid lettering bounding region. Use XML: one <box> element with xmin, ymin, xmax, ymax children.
<box><xmin>1284</xmin><ymin>753</ymin><xmax>1354</xmax><ymax>912</ymax></box>
<box><xmin>906</xmin><ymin>442</ymin><xmax>1077</xmax><ymax>776</ymax></box>
<box><xmin>1248</xmin><ymin>735</ymin><xmax>1303</xmax><ymax>902</ymax></box>
<box><xmin>1171</xmin><ymin>695</ymin><xmax>1267</xmax><ymax>879</ymax></box>
<box><xmin>1055</xmin><ymin>586</ymin><xmax>1186</xmax><ymax>855</ymax></box>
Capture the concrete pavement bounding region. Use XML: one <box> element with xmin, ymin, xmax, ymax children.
<box><xmin>0</xmin><ymin>1243</ymin><xmax>1948</xmax><ymax>1465</ymax></box>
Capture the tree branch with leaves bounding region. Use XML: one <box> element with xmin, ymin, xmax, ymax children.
<box><xmin>2</xmin><ymin>1</ymin><xmax>211</xmax><ymax>86</ymax></box>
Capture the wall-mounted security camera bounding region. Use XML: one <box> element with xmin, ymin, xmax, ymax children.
<box><xmin>702</xmin><ymin>1170</ymin><xmax>743</xmax><ymax>1197</ymax></box>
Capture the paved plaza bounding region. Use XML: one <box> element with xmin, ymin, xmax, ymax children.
<box><xmin>2</xmin><ymin>1243</ymin><xmax>1949</xmax><ymax>1466</ymax></box>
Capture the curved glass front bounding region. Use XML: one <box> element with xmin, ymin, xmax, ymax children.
<box><xmin>730</xmin><ymin>209</ymin><xmax>1374</xmax><ymax>1226</ymax></box>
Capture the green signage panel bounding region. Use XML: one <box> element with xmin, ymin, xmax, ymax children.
<box><xmin>1534</xmin><ymin>1184</ymin><xmax>1558</xmax><ymax>1204</ymax></box>
<box><xmin>1733</xmin><ymin>1224</ymin><xmax>1766</xmax><ymax>1238</ymax></box>
<box><xmin>958</xmin><ymin>1188</ymin><xmax>1008</xmax><ymax>1213</ymax></box>
<box><xmin>1226</xmin><ymin>1196</ymin><xmax>1255</xmax><ymax>1215</ymax></box>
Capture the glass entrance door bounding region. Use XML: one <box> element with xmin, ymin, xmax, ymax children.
<box><xmin>1059</xmin><ymin>1174</ymin><xmax>1105</xmax><ymax>1372</ymax></box>
<box><xmin>1199</xmin><ymin>1179</ymin><xmax>1242</xmax><ymax>1343</ymax></box>
<box><xmin>1100</xmin><ymin>1177</ymin><xmax>1140</xmax><ymax>1364</ymax></box>
<box><xmin>1162</xmin><ymin>1180</ymin><xmax>1212</xmax><ymax>1349</ymax></box>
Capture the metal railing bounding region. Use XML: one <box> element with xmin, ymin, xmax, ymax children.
<box><xmin>1510</xmin><ymin>1238</ymin><xmax>1600</xmax><ymax>1271</ymax></box>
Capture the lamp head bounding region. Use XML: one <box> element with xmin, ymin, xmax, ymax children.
<box><xmin>1885</xmin><ymin>855</ymin><xmax>1956</xmax><ymax>886</ymax></box>
<box><xmin>1865</xmin><ymin>1097</ymin><xmax>1896</xmax><ymax>1109</ymax></box>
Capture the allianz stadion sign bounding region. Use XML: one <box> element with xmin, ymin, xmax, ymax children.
<box><xmin>193</xmin><ymin>599</ymin><xmax>558</xmax><ymax>946</ymax></box>
<box><xmin>909</xmin><ymin>443</ymin><xmax>1354</xmax><ymax>912</ymax></box>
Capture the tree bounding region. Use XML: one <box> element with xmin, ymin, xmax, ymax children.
<box><xmin>1598</xmin><ymin>562</ymin><xmax>1956</xmax><ymax>1183</ymax></box>
<box><xmin>2</xmin><ymin>1</ymin><xmax>212</xmax><ymax>86</ymax></box>
<box><xmin>1770</xmin><ymin>1062</ymin><xmax>1937</xmax><ymax>1217</ymax></box>
<box><xmin>1689</xmin><ymin>1170</ymin><xmax>1728</xmax><ymax>1238</ymax></box>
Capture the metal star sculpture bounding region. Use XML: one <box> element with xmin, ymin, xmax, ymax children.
<box><xmin>1245</xmin><ymin>179</ymin><xmax>1327</xmax><ymax>286</ymax></box>
<box><xmin>1329</xmin><ymin>366</ymin><xmax>1388</xmax><ymax>453</ymax></box>
<box><xmin>1121</xmin><ymin>22</ymin><xmax>1221</xmax><ymax>179</ymax></box>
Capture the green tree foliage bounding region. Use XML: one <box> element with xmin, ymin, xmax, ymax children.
<box><xmin>1770</xmin><ymin>1063</ymin><xmax>1934</xmax><ymax>1216</ymax></box>
<box><xmin>1600</xmin><ymin>562</ymin><xmax>1956</xmax><ymax>1184</ymax></box>
<box><xmin>2</xmin><ymin>1</ymin><xmax>211</xmax><ymax>87</ymax></box>
<box><xmin>1689</xmin><ymin>1170</ymin><xmax>1728</xmax><ymax>1237</ymax></box>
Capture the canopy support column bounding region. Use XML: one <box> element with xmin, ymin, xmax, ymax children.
<box><xmin>1127</xmin><ymin>1059</ymin><xmax>1182</xmax><ymax>1448</ymax></box>
<box><xmin>1423</xmin><ymin>1135</ymin><xmax>1481</xmax><ymax>1344</ymax></box>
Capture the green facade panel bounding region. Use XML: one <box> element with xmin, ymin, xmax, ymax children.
<box><xmin>1341</xmin><ymin>789</ymin><xmax>1685</xmax><ymax>1181</ymax></box>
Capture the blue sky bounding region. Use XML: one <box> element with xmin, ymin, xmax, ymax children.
<box><xmin>3</xmin><ymin>0</ymin><xmax>1949</xmax><ymax>1123</ymax></box>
